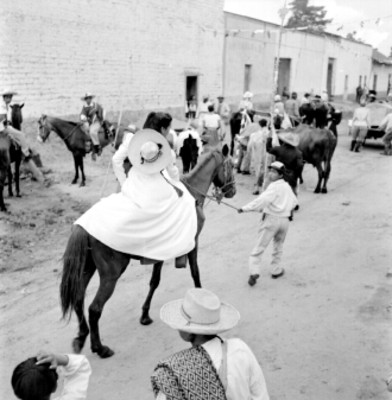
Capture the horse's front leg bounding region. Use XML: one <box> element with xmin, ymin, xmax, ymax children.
<box><xmin>71</xmin><ymin>154</ymin><xmax>79</xmax><ymax>184</ymax></box>
<box><xmin>7</xmin><ymin>166</ymin><xmax>13</xmax><ymax>197</ymax></box>
<box><xmin>188</xmin><ymin>245</ymin><xmax>202</xmax><ymax>288</ymax></box>
<box><xmin>79</xmin><ymin>155</ymin><xmax>86</xmax><ymax>187</ymax></box>
<box><xmin>140</xmin><ymin>262</ymin><xmax>164</xmax><ymax>325</ymax></box>
<box><xmin>15</xmin><ymin>156</ymin><xmax>21</xmax><ymax>197</ymax></box>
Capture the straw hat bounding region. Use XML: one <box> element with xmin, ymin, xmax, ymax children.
<box><xmin>277</xmin><ymin>131</ymin><xmax>300</xmax><ymax>147</ymax></box>
<box><xmin>128</xmin><ymin>129</ymin><xmax>171</xmax><ymax>174</ymax></box>
<box><xmin>274</xmin><ymin>94</ymin><xmax>281</xmax><ymax>102</ymax></box>
<box><xmin>243</xmin><ymin>91</ymin><xmax>253</xmax><ymax>99</ymax></box>
<box><xmin>81</xmin><ymin>92</ymin><xmax>95</xmax><ymax>101</ymax></box>
<box><xmin>268</xmin><ymin>161</ymin><xmax>286</xmax><ymax>174</ymax></box>
<box><xmin>124</xmin><ymin>124</ymin><xmax>137</xmax><ymax>133</ymax></box>
<box><xmin>2</xmin><ymin>89</ymin><xmax>17</xmax><ymax>96</ymax></box>
<box><xmin>160</xmin><ymin>288</ymin><xmax>240</xmax><ymax>335</ymax></box>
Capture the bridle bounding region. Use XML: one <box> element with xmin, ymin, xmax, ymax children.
<box><xmin>38</xmin><ymin>116</ymin><xmax>79</xmax><ymax>143</ymax></box>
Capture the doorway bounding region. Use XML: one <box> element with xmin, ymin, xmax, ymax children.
<box><xmin>186</xmin><ymin>76</ymin><xmax>198</xmax><ymax>103</ymax></box>
<box><xmin>277</xmin><ymin>58</ymin><xmax>291</xmax><ymax>95</ymax></box>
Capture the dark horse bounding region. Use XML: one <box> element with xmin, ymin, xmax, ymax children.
<box><xmin>0</xmin><ymin>103</ymin><xmax>24</xmax><ymax>211</ymax></box>
<box><xmin>60</xmin><ymin>144</ymin><xmax>235</xmax><ymax>358</ymax></box>
<box><xmin>38</xmin><ymin>116</ymin><xmax>114</xmax><ymax>186</ymax></box>
<box><xmin>229</xmin><ymin>109</ymin><xmax>255</xmax><ymax>156</ymax></box>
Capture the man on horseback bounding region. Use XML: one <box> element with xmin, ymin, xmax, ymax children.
<box><xmin>80</xmin><ymin>92</ymin><xmax>105</xmax><ymax>158</ymax></box>
<box><xmin>0</xmin><ymin>89</ymin><xmax>31</xmax><ymax>160</ymax></box>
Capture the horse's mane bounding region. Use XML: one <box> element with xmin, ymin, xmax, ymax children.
<box><xmin>45</xmin><ymin>116</ymin><xmax>79</xmax><ymax>126</ymax></box>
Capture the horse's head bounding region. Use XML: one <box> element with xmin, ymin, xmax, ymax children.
<box><xmin>37</xmin><ymin>115</ymin><xmax>51</xmax><ymax>143</ymax></box>
<box><xmin>212</xmin><ymin>144</ymin><xmax>236</xmax><ymax>199</ymax></box>
<box><xmin>10</xmin><ymin>103</ymin><xmax>24</xmax><ymax>129</ymax></box>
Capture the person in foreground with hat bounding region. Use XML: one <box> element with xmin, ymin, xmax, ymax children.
<box><xmin>11</xmin><ymin>350</ymin><xmax>91</xmax><ymax>400</ymax></box>
<box><xmin>80</xmin><ymin>92</ymin><xmax>105</xmax><ymax>159</ymax></box>
<box><xmin>151</xmin><ymin>288</ymin><xmax>270</xmax><ymax>400</ymax></box>
<box><xmin>238</xmin><ymin>161</ymin><xmax>298</xmax><ymax>285</ymax></box>
<box><xmin>266</xmin><ymin>130</ymin><xmax>303</xmax><ymax>196</ymax></box>
<box><xmin>76</xmin><ymin>118</ymin><xmax>197</xmax><ymax>263</ymax></box>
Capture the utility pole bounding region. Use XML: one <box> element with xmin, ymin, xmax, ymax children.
<box><xmin>261</xmin><ymin>0</ymin><xmax>289</xmax><ymax>191</ymax></box>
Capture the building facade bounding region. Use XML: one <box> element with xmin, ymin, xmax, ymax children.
<box><xmin>224</xmin><ymin>12</ymin><xmax>374</xmax><ymax>108</ymax></box>
<box><xmin>371</xmin><ymin>50</ymin><xmax>392</xmax><ymax>97</ymax></box>
<box><xmin>0</xmin><ymin>0</ymin><xmax>225</xmax><ymax>120</ymax></box>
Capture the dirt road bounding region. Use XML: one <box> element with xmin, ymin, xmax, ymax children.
<box><xmin>1</xmin><ymin>120</ymin><xmax>391</xmax><ymax>400</ymax></box>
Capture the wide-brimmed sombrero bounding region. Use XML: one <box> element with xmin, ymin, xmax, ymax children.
<box><xmin>160</xmin><ymin>288</ymin><xmax>240</xmax><ymax>335</ymax></box>
<box><xmin>277</xmin><ymin>131</ymin><xmax>300</xmax><ymax>147</ymax></box>
<box><xmin>81</xmin><ymin>92</ymin><xmax>95</xmax><ymax>101</ymax></box>
<box><xmin>128</xmin><ymin>129</ymin><xmax>171</xmax><ymax>174</ymax></box>
<box><xmin>243</xmin><ymin>91</ymin><xmax>253</xmax><ymax>99</ymax></box>
<box><xmin>2</xmin><ymin>89</ymin><xmax>18</xmax><ymax>96</ymax></box>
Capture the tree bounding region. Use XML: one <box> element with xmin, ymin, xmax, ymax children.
<box><xmin>285</xmin><ymin>0</ymin><xmax>332</xmax><ymax>31</ymax></box>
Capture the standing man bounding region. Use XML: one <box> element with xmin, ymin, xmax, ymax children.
<box><xmin>284</xmin><ymin>92</ymin><xmax>300</xmax><ymax>125</ymax></box>
<box><xmin>239</xmin><ymin>92</ymin><xmax>254</xmax><ymax>112</ymax></box>
<box><xmin>313</xmin><ymin>95</ymin><xmax>329</xmax><ymax>128</ymax></box>
<box><xmin>80</xmin><ymin>92</ymin><xmax>105</xmax><ymax>158</ymax></box>
<box><xmin>356</xmin><ymin>85</ymin><xmax>363</xmax><ymax>103</ymax></box>
<box><xmin>216</xmin><ymin>95</ymin><xmax>231</xmax><ymax>143</ymax></box>
<box><xmin>201</xmin><ymin>104</ymin><xmax>222</xmax><ymax>143</ymax></box>
<box><xmin>238</xmin><ymin>161</ymin><xmax>298</xmax><ymax>285</ymax></box>
<box><xmin>350</xmin><ymin>99</ymin><xmax>370</xmax><ymax>152</ymax></box>
<box><xmin>378</xmin><ymin>112</ymin><xmax>392</xmax><ymax>156</ymax></box>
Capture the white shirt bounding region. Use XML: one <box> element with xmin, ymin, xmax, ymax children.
<box><xmin>0</xmin><ymin>100</ymin><xmax>12</xmax><ymax>123</ymax></box>
<box><xmin>157</xmin><ymin>337</ymin><xmax>269</xmax><ymax>400</ymax></box>
<box><xmin>352</xmin><ymin>107</ymin><xmax>370</xmax><ymax>127</ymax></box>
<box><xmin>203</xmin><ymin>113</ymin><xmax>221</xmax><ymax>129</ymax></box>
<box><xmin>242</xmin><ymin>179</ymin><xmax>298</xmax><ymax>217</ymax></box>
<box><xmin>54</xmin><ymin>355</ymin><xmax>91</xmax><ymax>400</ymax></box>
<box><xmin>112</xmin><ymin>132</ymin><xmax>179</xmax><ymax>186</ymax></box>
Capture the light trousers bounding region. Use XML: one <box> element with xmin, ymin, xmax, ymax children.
<box><xmin>83</xmin><ymin>121</ymin><xmax>101</xmax><ymax>145</ymax></box>
<box><xmin>249</xmin><ymin>214</ymin><xmax>290</xmax><ymax>276</ymax></box>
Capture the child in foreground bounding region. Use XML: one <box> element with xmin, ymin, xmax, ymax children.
<box><xmin>11</xmin><ymin>351</ymin><xmax>91</xmax><ymax>400</ymax></box>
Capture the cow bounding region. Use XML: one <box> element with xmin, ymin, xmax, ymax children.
<box><xmin>294</xmin><ymin>125</ymin><xmax>337</xmax><ymax>194</ymax></box>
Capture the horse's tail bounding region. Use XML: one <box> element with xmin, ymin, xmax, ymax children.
<box><xmin>60</xmin><ymin>225</ymin><xmax>90</xmax><ymax>320</ymax></box>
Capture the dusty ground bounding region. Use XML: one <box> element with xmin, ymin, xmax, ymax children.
<box><xmin>1</xmin><ymin>115</ymin><xmax>392</xmax><ymax>400</ymax></box>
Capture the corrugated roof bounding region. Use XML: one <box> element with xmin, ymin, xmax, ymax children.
<box><xmin>372</xmin><ymin>49</ymin><xmax>392</xmax><ymax>65</ymax></box>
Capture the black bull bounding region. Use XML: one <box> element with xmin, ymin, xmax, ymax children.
<box><xmin>294</xmin><ymin>125</ymin><xmax>337</xmax><ymax>194</ymax></box>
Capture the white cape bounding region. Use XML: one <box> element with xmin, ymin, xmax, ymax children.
<box><xmin>75</xmin><ymin>169</ymin><xmax>197</xmax><ymax>261</ymax></box>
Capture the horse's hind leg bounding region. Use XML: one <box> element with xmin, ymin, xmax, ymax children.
<box><xmin>72</xmin><ymin>256</ymin><xmax>97</xmax><ymax>354</ymax></box>
<box><xmin>140</xmin><ymin>261</ymin><xmax>163</xmax><ymax>326</ymax></box>
<box><xmin>321</xmin><ymin>160</ymin><xmax>331</xmax><ymax>194</ymax></box>
<box><xmin>7</xmin><ymin>166</ymin><xmax>13</xmax><ymax>197</ymax></box>
<box><xmin>89</xmin><ymin>276</ymin><xmax>120</xmax><ymax>358</ymax></box>
<box><xmin>314</xmin><ymin>163</ymin><xmax>323</xmax><ymax>193</ymax></box>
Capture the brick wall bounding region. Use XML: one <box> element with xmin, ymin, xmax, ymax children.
<box><xmin>0</xmin><ymin>0</ymin><xmax>224</xmax><ymax>121</ymax></box>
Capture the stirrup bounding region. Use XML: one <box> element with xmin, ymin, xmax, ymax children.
<box><xmin>175</xmin><ymin>255</ymin><xmax>187</xmax><ymax>269</ymax></box>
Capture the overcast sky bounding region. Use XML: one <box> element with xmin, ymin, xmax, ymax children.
<box><xmin>224</xmin><ymin>0</ymin><xmax>392</xmax><ymax>56</ymax></box>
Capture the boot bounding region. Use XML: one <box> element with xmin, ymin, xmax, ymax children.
<box><xmin>350</xmin><ymin>140</ymin><xmax>356</xmax><ymax>151</ymax></box>
<box><xmin>94</xmin><ymin>145</ymin><xmax>102</xmax><ymax>156</ymax></box>
<box><xmin>354</xmin><ymin>141</ymin><xmax>361</xmax><ymax>152</ymax></box>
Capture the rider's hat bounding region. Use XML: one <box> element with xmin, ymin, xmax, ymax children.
<box><xmin>2</xmin><ymin>89</ymin><xmax>17</xmax><ymax>97</ymax></box>
<box><xmin>81</xmin><ymin>92</ymin><xmax>95</xmax><ymax>101</ymax></box>
<box><xmin>128</xmin><ymin>129</ymin><xmax>172</xmax><ymax>174</ymax></box>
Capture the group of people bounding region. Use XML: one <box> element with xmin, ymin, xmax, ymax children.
<box><xmin>11</xmin><ymin>109</ymin><xmax>277</xmax><ymax>400</ymax></box>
